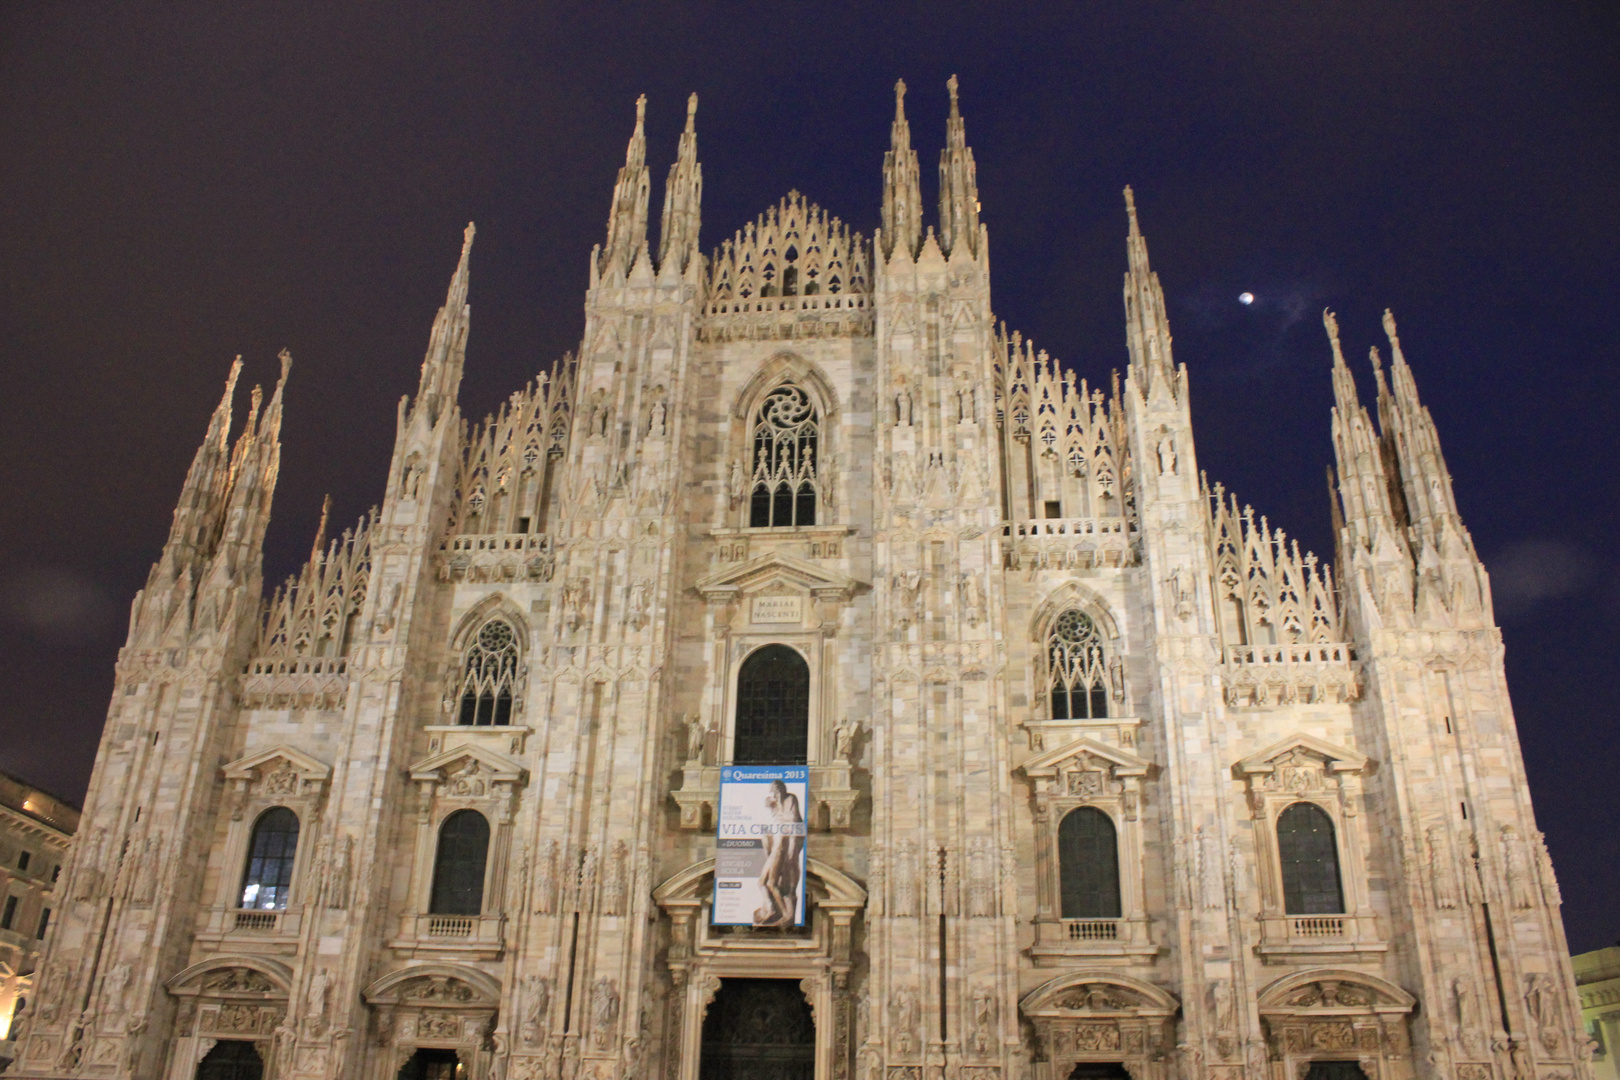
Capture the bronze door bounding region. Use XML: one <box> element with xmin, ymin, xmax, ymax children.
<box><xmin>700</xmin><ymin>978</ymin><xmax>816</xmax><ymax>1080</ymax></box>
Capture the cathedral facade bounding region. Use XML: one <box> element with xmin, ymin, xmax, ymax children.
<box><xmin>10</xmin><ymin>81</ymin><xmax>1593</xmax><ymax>1080</ymax></box>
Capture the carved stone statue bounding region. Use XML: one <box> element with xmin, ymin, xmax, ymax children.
<box><xmin>590</xmin><ymin>979</ymin><xmax>619</xmax><ymax>1050</ymax></box>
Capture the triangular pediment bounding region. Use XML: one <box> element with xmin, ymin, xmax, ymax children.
<box><xmin>694</xmin><ymin>550</ymin><xmax>859</xmax><ymax>600</ymax></box>
<box><xmin>1236</xmin><ymin>733</ymin><xmax>1369</xmax><ymax>777</ymax></box>
<box><xmin>222</xmin><ymin>744</ymin><xmax>331</xmax><ymax>782</ymax></box>
<box><xmin>409</xmin><ymin>743</ymin><xmax>526</xmax><ymax>785</ymax></box>
<box><xmin>1021</xmin><ymin>736</ymin><xmax>1151</xmax><ymax>778</ymax></box>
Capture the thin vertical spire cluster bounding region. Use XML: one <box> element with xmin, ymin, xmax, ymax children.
<box><xmin>658</xmin><ymin>93</ymin><xmax>704</xmax><ymax>277</ymax></box>
<box><xmin>937</xmin><ymin>74</ymin><xmax>980</xmax><ymax>259</ymax></box>
<box><xmin>1121</xmin><ymin>186</ymin><xmax>1179</xmax><ymax>401</ymax></box>
<box><xmin>881</xmin><ymin>80</ymin><xmax>923</xmax><ymax>261</ymax></box>
<box><xmin>412</xmin><ymin>223</ymin><xmax>475</xmax><ymax>430</ymax></box>
<box><xmin>599</xmin><ymin>95</ymin><xmax>652</xmax><ymax>279</ymax></box>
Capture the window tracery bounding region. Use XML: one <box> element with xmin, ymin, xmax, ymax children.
<box><xmin>456</xmin><ymin>619</ymin><xmax>520</xmax><ymax>727</ymax></box>
<box><xmin>1048</xmin><ymin>609</ymin><xmax>1108</xmax><ymax>719</ymax></box>
<box><xmin>748</xmin><ymin>385</ymin><xmax>819</xmax><ymax>528</ymax></box>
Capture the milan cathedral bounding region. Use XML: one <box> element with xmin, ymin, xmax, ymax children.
<box><xmin>10</xmin><ymin>80</ymin><xmax>1591</xmax><ymax>1080</ymax></box>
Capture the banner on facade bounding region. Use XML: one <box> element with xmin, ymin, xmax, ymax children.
<box><xmin>713</xmin><ymin>765</ymin><xmax>808</xmax><ymax>927</ymax></box>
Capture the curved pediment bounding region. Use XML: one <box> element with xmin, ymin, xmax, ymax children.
<box><xmin>1020</xmin><ymin>970</ymin><xmax>1179</xmax><ymax>1018</ymax></box>
<box><xmin>167</xmin><ymin>955</ymin><xmax>294</xmax><ymax>997</ymax></box>
<box><xmin>363</xmin><ymin>963</ymin><xmax>503</xmax><ymax>1007</ymax></box>
<box><xmin>1257</xmin><ymin>968</ymin><xmax>1415</xmax><ymax>1013</ymax></box>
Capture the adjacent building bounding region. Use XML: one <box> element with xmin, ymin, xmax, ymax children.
<box><xmin>0</xmin><ymin>771</ymin><xmax>79</xmax><ymax>1067</ymax></box>
<box><xmin>1576</xmin><ymin>948</ymin><xmax>1620</xmax><ymax>1080</ymax></box>
<box><xmin>9</xmin><ymin>81</ymin><xmax>1596</xmax><ymax>1080</ymax></box>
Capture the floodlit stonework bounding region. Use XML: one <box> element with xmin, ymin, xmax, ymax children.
<box><xmin>11</xmin><ymin>81</ymin><xmax>1595</xmax><ymax>1080</ymax></box>
<box><xmin>0</xmin><ymin>771</ymin><xmax>79</xmax><ymax>1067</ymax></box>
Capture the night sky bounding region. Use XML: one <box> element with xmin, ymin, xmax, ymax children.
<box><xmin>1</xmin><ymin>4</ymin><xmax>1614</xmax><ymax>951</ymax></box>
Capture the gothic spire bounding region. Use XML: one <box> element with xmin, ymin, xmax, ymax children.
<box><xmin>937</xmin><ymin>75</ymin><xmax>980</xmax><ymax>259</ymax></box>
<box><xmin>1375</xmin><ymin>310</ymin><xmax>1470</xmax><ymax>544</ymax></box>
<box><xmin>658</xmin><ymin>92</ymin><xmax>703</xmax><ymax>277</ymax></box>
<box><xmin>600</xmin><ymin>94</ymin><xmax>652</xmax><ymax>279</ymax></box>
<box><xmin>156</xmin><ymin>356</ymin><xmax>243</xmax><ymax>576</ymax></box>
<box><xmin>1325</xmin><ymin>309</ymin><xmax>1406</xmax><ymax>565</ymax></box>
<box><xmin>412</xmin><ymin>224</ymin><xmax>475</xmax><ymax>430</ymax></box>
<box><xmin>881</xmin><ymin>79</ymin><xmax>922</xmax><ymax>261</ymax></box>
<box><xmin>1121</xmin><ymin>187</ymin><xmax>1179</xmax><ymax>401</ymax></box>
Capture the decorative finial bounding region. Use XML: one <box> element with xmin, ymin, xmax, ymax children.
<box><xmin>1322</xmin><ymin>308</ymin><xmax>1340</xmax><ymax>344</ymax></box>
<box><xmin>1382</xmin><ymin>307</ymin><xmax>1400</xmax><ymax>344</ymax></box>
<box><xmin>635</xmin><ymin>94</ymin><xmax>647</xmax><ymax>124</ymax></box>
<box><xmin>685</xmin><ymin>92</ymin><xmax>698</xmax><ymax>130</ymax></box>
<box><xmin>1369</xmin><ymin>345</ymin><xmax>1383</xmax><ymax>371</ymax></box>
<box><xmin>895</xmin><ymin>79</ymin><xmax>907</xmax><ymax>118</ymax></box>
<box><xmin>277</xmin><ymin>348</ymin><xmax>293</xmax><ymax>382</ymax></box>
<box><xmin>1123</xmin><ymin>185</ymin><xmax>1139</xmax><ymax>230</ymax></box>
<box><xmin>947</xmin><ymin>74</ymin><xmax>959</xmax><ymax>111</ymax></box>
<box><xmin>463</xmin><ymin>221</ymin><xmax>476</xmax><ymax>251</ymax></box>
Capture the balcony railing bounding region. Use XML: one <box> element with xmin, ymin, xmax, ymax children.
<box><xmin>233</xmin><ymin>909</ymin><xmax>282</xmax><ymax>932</ymax></box>
<box><xmin>245</xmin><ymin>657</ymin><xmax>348</xmax><ymax>677</ymax></box>
<box><xmin>426</xmin><ymin>915</ymin><xmax>476</xmax><ymax>938</ymax></box>
<box><xmin>704</xmin><ymin>293</ymin><xmax>869</xmax><ymax>317</ymax></box>
<box><xmin>1225</xmin><ymin>643</ymin><xmax>1354</xmax><ymax>666</ymax></box>
<box><xmin>443</xmin><ymin>534</ymin><xmax>549</xmax><ymax>553</ymax></box>
<box><xmin>1063</xmin><ymin>919</ymin><xmax>1120</xmax><ymax>941</ymax></box>
<box><xmin>1291</xmin><ymin>915</ymin><xmax>1346</xmax><ymax>937</ymax></box>
<box><xmin>1003</xmin><ymin>518</ymin><xmax>1134</xmax><ymax>539</ymax></box>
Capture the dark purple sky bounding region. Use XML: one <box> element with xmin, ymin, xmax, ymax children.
<box><xmin>0</xmin><ymin>4</ymin><xmax>1614</xmax><ymax>950</ymax></box>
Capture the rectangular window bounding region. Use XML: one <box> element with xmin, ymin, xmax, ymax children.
<box><xmin>516</xmin><ymin>516</ymin><xmax>531</xmax><ymax>534</ymax></box>
<box><xmin>16</xmin><ymin>851</ymin><xmax>29</xmax><ymax>871</ymax></box>
<box><xmin>0</xmin><ymin>896</ymin><xmax>17</xmax><ymax>930</ymax></box>
<box><xmin>1044</xmin><ymin>500</ymin><xmax>1062</xmax><ymax>519</ymax></box>
<box><xmin>51</xmin><ymin>864</ymin><xmax>60</xmax><ymax>883</ymax></box>
<box><xmin>36</xmin><ymin>908</ymin><xmax>49</xmax><ymax>939</ymax></box>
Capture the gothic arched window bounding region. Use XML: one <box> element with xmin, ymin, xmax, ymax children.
<box><xmin>1058</xmin><ymin>806</ymin><xmax>1121</xmax><ymax>918</ymax></box>
<box><xmin>748</xmin><ymin>385</ymin><xmax>819</xmax><ymax>528</ymax></box>
<box><xmin>1048</xmin><ymin>609</ymin><xmax>1109</xmax><ymax>719</ymax></box>
<box><xmin>1277</xmin><ymin>801</ymin><xmax>1344</xmax><ymax>915</ymax></box>
<box><xmin>457</xmin><ymin>618</ymin><xmax>520</xmax><ymax>726</ymax></box>
<box><xmin>239</xmin><ymin>807</ymin><xmax>299</xmax><ymax>911</ymax></box>
<box><xmin>733</xmin><ymin>645</ymin><xmax>811</xmax><ymax>765</ymax></box>
<box><xmin>429</xmin><ymin>809</ymin><xmax>490</xmax><ymax>916</ymax></box>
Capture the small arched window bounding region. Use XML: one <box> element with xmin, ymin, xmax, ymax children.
<box><xmin>429</xmin><ymin>809</ymin><xmax>490</xmax><ymax>916</ymax></box>
<box><xmin>733</xmin><ymin>645</ymin><xmax>811</xmax><ymax>765</ymax></box>
<box><xmin>457</xmin><ymin>619</ymin><xmax>520</xmax><ymax>726</ymax></box>
<box><xmin>748</xmin><ymin>384</ymin><xmax>819</xmax><ymax>528</ymax></box>
<box><xmin>1058</xmin><ymin>806</ymin><xmax>1121</xmax><ymax>918</ymax></box>
<box><xmin>1277</xmin><ymin>802</ymin><xmax>1344</xmax><ymax>915</ymax></box>
<box><xmin>239</xmin><ymin>807</ymin><xmax>299</xmax><ymax>911</ymax></box>
<box><xmin>1048</xmin><ymin>609</ymin><xmax>1109</xmax><ymax>719</ymax></box>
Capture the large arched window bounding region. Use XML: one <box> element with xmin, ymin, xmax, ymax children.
<box><xmin>748</xmin><ymin>384</ymin><xmax>819</xmax><ymax>528</ymax></box>
<box><xmin>457</xmin><ymin>618</ymin><xmax>520</xmax><ymax>726</ymax></box>
<box><xmin>1277</xmin><ymin>802</ymin><xmax>1344</xmax><ymax>915</ymax></box>
<box><xmin>239</xmin><ymin>807</ymin><xmax>299</xmax><ymax>910</ymax></box>
<box><xmin>429</xmin><ymin>809</ymin><xmax>490</xmax><ymax>916</ymax></box>
<box><xmin>733</xmin><ymin>645</ymin><xmax>810</xmax><ymax>765</ymax></box>
<box><xmin>1048</xmin><ymin>609</ymin><xmax>1109</xmax><ymax>719</ymax></box>
<box><xmin>1058</xmin><ymin>807</ymin><xmax>1121</xmax><ymax>918</ymax></box>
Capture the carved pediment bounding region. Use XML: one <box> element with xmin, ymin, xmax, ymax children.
<box><xmin>409</xmin><ymin>744</ymin><xmax>526</xmax><ymax>794</ymax></box>
<box><xmin>1021</xmin><ymin>737</ymin><xmax>1151</xmax><ymax>780</ymax></box>
<box><xmin>1234</xmin><ymin>733</ymin><xmax>1369</xmax><ymax>783</ymax></box>
<box><xmin>364</xmin><ymin>963</ymin><xmax>503</xmax><ymax>1008</ymax></box>
<box><xmin>167</xmin><ymin>955</ymin><xmax>293</xmax><ymax>999</ymax></box>
<box><xmin>222</xmin><ymin>744</ymin><xmax>332</xmax><ymax>797</ymax></box>
<box><xmin>1258</xmin><ymin>968</ymin><xmax>1415</xmax><ymax>1016</ymax></box>
<box><xmin>694</xmin><ymin>551</ymin><xmax>860</xmax><ymax>602</ymax></box>
<box><xmin>1021</xmin><ymin>971</ymin><xmax>1178</xmax><ymax>1020</ymax></box>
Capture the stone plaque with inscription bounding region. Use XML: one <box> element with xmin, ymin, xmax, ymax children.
<box><xmin>751</xmin><ymin>595</ymin><xmax>804</xmax><ymax>623</ymax></box>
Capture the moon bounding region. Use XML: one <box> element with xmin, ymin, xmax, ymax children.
<box><xmin>1238</xmin><ymin>292</ymin><xmax>1255</xmax><ymax>306</ymax></box>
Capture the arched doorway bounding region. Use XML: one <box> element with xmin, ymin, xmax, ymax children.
<box><xmin>195</xmin><ymin>1041</ymin><xmax>263</xmax><ymax>1080</ymax></box>
<box><xmin>699</xmin><ymin>978</ymin><xmax>815</xmax><ymax>1080</ymax></box>
<box><xmin>398</xmin><ymin>1048</ymin><xmax>462</xmax><ymax>1080</ymax></box>
<box><xmin>1304</xmin><ymin>1065</ymin><xmax>1369</xmax><ymax>1080</ymax></box>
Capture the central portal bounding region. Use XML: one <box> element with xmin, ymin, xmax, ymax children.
<box><xmin>700</xmin><ymin>978</ymin><xmax>816</xmax><ymax>1080</ymax></box>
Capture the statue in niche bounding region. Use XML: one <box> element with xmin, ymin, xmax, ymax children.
<box><xmin>833</xmin><ymin>718</ymin><xmax>859</xmax><ymax>763</ymax></box>
<box><xmin>1156</xmin><ymin>432</ymin><xmax>1177</xmax><ymax>476</ymax></box>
